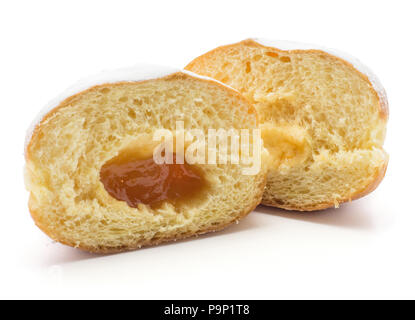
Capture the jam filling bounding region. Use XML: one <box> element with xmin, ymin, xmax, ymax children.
<box><xmin>100</xmin><ymin>152</ymin><xmax>206</xmax><ymax>208</ymax></box>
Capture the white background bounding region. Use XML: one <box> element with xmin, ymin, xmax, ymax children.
<box><xmin>0</xmin><ymin>0</ymin><xmax>414</xmax><ymax>299</ymax></box>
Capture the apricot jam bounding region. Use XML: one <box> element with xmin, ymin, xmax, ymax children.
<box><xmin>100</xmin><ymin>152</ymin><xmax>206</xmax><ymax>208</ymax></box>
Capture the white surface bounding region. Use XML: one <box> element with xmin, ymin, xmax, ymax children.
<box><xmin>0</xmin><ymin>0</ymin><xmax>414</xmax><ymax>299</ymax></box>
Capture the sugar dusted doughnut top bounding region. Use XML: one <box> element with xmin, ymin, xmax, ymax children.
<box><xmin>24</xmin><ymin>64</ymin><xmax>238</xmax><ymax>152</ymax></box>
<box><xmin>252</xmin><ymin>38</ymin><xmax>388</xmax><ymax>114</ymax></box>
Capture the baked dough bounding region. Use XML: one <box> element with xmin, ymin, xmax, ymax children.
<box><xmin>186</xmin><ymin>39</ymin><xmax>388</xmax><ymax>211</ymax></box>
<box><xmin>25</xmin><ymin>65</ymin><xmax>267</xmax><ymax>252</ymax></box>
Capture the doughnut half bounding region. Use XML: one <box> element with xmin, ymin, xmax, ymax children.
<box><xmin>186</xmin><ymin>39</ymin><xmax>388</xmax><ymax>211</ymax></box>
<box><xmin>25</xmin><ymin>65</ymin><xmax>267</xmax><ymax>253</ymax></box>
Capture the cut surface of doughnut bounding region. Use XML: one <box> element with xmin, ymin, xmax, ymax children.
<box><xmin>186</xmin><ymin>39</ymin><xmax>388</xmax><ymax>211</ymax></box>
<box><xmin>25</xmin><ymin>67</ymin><xmax>266</xmax><ymax>252</ymax></box>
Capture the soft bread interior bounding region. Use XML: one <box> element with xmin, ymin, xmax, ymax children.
<box><xmin>186</xmin><ymin>40</ymin><xmax>388</xmax><ymax>210</ymax></box>
<box><xmin>25</xmin><ymin>72</ymin><xmax>266</xmax><ymax>252</ymax></box>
